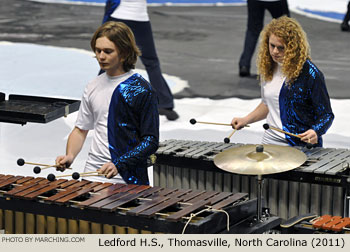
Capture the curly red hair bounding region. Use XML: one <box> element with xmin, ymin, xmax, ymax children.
<box><xmin>257</xmin><ymin>16</ymin><xmax>311</xmax><ymax>85</ymax></box>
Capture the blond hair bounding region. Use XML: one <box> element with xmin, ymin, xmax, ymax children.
<box><xmin>257</xmin><ymin>16</ymin><xmax>310</xmax><ymax>85</ymax></box>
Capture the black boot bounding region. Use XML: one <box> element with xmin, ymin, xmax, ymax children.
<box><xmin>341</xmin><ymin>21</ymin><xmax>350</xmax><ymax>31</ymax></box>
<box><xmin>341</xmin><ymin>2</ymin><xmax>350</xmax><ymax>31</ymax></box>
<box><xmin>159</xmin><ymin>108</ymin><xmax>179</xmax><ymax>121</ymax></box>
<box><xmin>239</xmin><ymin>66</ymin><xmax>250</xmax><ymax>77</ymax></box>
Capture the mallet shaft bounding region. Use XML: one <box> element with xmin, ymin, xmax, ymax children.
<box><xmin>80</xmin><ymin>174</ymin><xmax>106</xmax><ymax>178</ymax></box>
<box><xmin>227</xmin><ymin>129</ymin><xmax>237</xmax><ymax>138</ymax></box>
<box><xmin>270</xmin><ymin>126</ymin><xmax>301</xmax><ymax>138</ymax></box>
<box><xmin>41</xmin><ymin>164</ymin><xmax>72</xmax><ymax>170</ymax></box>
<box><xmin>196</xmin><ymin>121</ymin><xmax>232</xmax><ymax>126</ymax></box>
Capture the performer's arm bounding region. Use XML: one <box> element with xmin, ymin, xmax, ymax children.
<box><xmin>231</xmin><ymin>102</ymin><xmax>269</xmax><ymax>129</ymax></box>
<box><xmin>56</xmin><ymin>127</ymin><xmax>89</xmax><ymax>169</ymax></box>
<box><xmin>310</xmin><ymin>74</ymin><xmax>334</xmax><ymax>137</ymax></box>
<box><xmin>298</xmin><ymin>73</ymin><xmax>334</xmax><ymax>145</ymax></box>
<box><xmin>114</xmin><ymin>91</ymin><xmax>159</xmax><ymax>168</ymax></box>
<box><xmin>104</xmin><ymin>89</ymin><xmax>159</xmax><ymax>181</ymax></box>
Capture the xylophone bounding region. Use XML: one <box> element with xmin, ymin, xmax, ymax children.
<box><xmin>153</xmin><ymin>140</ymin><xmax>350</xmax><ymax>220</ymax></box>
<box><xmin>281</xmin><ymin>214</ymin><xmax>350</xmax><ymax>234</ymax></box>
<box><xmin>0</xmin><ymin>173</ymin><xmax>263</xmax><ymax>234</ymax></box>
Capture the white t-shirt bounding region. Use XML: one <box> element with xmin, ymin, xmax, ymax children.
<box><xmin>110</xmin><ymin>0</ymin><xmax>149</xmax><ymax>22</ymax></box>
<box><xmin>261</xmin><ymin>64</ymin><xmax>289</xmax><ymax>146</ymax></box>
<box><xmin>76</xmin><ymin>71</ymin><xmax>134</xmax><ymax>183</ymax></box>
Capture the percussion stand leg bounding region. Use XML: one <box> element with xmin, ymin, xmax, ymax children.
<box><xmin>344</xmin><ymin>185</ymin><xmax>350</xmax><ymax>217</ymax></box>
<box><xmin>226</xmin><ymin>176</ymin><xmax>282</xmax><ymax>234</ymax></box>
<box><xmin>257</xmin><ymin>175</ymin><xmax>264</xmax><ymax>222</ymax></box>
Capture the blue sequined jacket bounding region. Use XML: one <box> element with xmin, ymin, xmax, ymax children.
<box><xmin>279</xmin><ymin>60</ymin><xmax>334</xmax><ymax>147</ymax></box>
<box><xmin>108</xmin><ymin>73</ymin><xmax>159</xmax><ymax>185</ymax></box>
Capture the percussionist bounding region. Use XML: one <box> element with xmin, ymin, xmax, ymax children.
<box><xmin>55</xmin><ymin>21</ymin><xmax>159</xmax><ymax>185</ymax></box>
<box><xmin>231</xmin><ymin>16</ymin><xmax>334</xmax><ymax>147</ymax></box>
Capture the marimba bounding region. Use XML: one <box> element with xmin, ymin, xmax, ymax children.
<box><xmin>281</xmin><ymin>214</ymin><xmax>350</xmax><ymax>234</ymax></box>
<box><xmin>153</xmin><ymin>140</ymin><xmax>350</xmax><ymax>219</ymax></box>
<box><xmin>0</xmin><ymin>174</ymin><xmax>261</xmax><ymax>234</ymax></box>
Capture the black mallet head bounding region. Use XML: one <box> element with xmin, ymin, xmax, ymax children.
<box><xmin>189</xmin><ymin>118</ymin><xmax>196</xmax><ymax>125</ymax></box>
<box><xmin>263</xmin><ymin>123</ymin><xmax>269</xmax><ymax>130</ymax></box>
<box><xmin>17</xmin><ymin>158</ymin><xmax>25</xmax><ymax>166</ymax></box>
<box><xmin>306</xmin><ymin>143</ymin><xmax>313</xmax><ymax>149</ymax></box>
<box><xmin>33</xmin><ymin>166</ymin><xmax>41</xmax><ymax>174</ymax></box>
<box><xmin>256</xmin><ymin>145</ymin><xmax>264</xmax><ymax>153</ymax></box>
<box><xmin>47</xmin><ymin>173</ymin><xmax>56</xmax><ymax>182</ymax></box>
<box><xmin>224</xmin><ymin>137</ymin><xmax>230</xmax><ymax>143</ymax></box>
<box><xmin>72</xmin><ymin>172</ymin><xmax>80</xmax><ymax>180</ymax></box>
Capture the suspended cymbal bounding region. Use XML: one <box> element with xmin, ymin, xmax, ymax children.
<box><xmin>214</xmin><ymin>144</ymin><xmax>307</xmax><ymax>175</ymax></box>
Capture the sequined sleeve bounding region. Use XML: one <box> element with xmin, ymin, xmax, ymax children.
<box><xmin>279</xmin><ymin>60</ymin><xmax>334</xmax><ymax>147</ymax></box>
<box><xmin>309</xmin><ymin>72</ymin><xmax>334</xmax><ymax>137</ymax></box>
<box><xmin>108</xmin><ymin>73</ymin><xmax>159</xmax><ymax>185</ymax></box>
<box><xmin>113</xmin><ymin>89</ymin><xmax>159</xmax><ymax>182</ymax></box>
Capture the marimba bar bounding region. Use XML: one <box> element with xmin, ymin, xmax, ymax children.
<box><xmin>281</xmin><ymin>215</ymin><xmax>350</xmax><ymax>234</ymax></box>
<box><xmin>0</xmin><ymin>174</ymin><xmax>257</xmax><ymax>234</ymax></box>
<box><xmin>153</xmin><ymin>140</ymin><xmax>350</xmax><ymax>219</ymax></box>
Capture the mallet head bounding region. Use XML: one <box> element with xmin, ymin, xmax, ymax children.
<box><xmin>33</xmin><ymin>166</ymin><xmax>41</xmax><ymax>174</ymax></box>
<box><xmin>72</xmin><ymin>172</ymin><xmax>80</xmax><ymax>180</ymax></box>
<box><xmin>306</xmin><ymin>143</ymin><xmax>313</xmax><ymax>149</ymax></box>
<box><xmin>17</xmin><ymin>158</ymin><xmax>25</xmax><ymax>166</ymax></box>
<box><xmin>47</xmin><ymin>173</ymin><xmax>56</xmax><ymax>182</ymax></box>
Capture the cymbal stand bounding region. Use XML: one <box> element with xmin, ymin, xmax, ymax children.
<box><xmin>225</xmin><ymin>174</ymin><xmax>281</xmax><ymax>233</ymax></box>
<box><xmin>257</xmin><ymin>174</ymin><xmax>264</xmax><ymax>222</ymax></box>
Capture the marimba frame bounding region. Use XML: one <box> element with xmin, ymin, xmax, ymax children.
<box><xmin>0</xmin><ymin>174</ymin><xmax>261</xmax><ymax>234</ymax></box>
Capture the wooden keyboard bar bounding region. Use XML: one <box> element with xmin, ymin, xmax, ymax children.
<box><xmin>87</xmin><ymin>185</ymin><xmax>142</xmax><ymax>210</ymax></box>
<box><xmin>332</xmin><ymin>218</ymin><xmax>350</xmax><ymax>232</ymax></box>
<box><xmin>24</xmin><ymin>182</ymin><xmax>65</xmax><ymax>200</ymax></box>
<box><xmin>89</xmin><ymin>191</ymin><xmax>129</xmax><ymax>210</ymax></box>
<box><xmin>166</xmin><ymin>189</ymin><xmax>193</xmax><ymax>199</ymax></box>
<box><xmin>211</xmin><ymin>193</ymin><xmax>248</xmax><ymax>209</ymax></box>
<box><xmin>166</xmin><ymin>199</ymin><xmax>211</xmax><ymax>221</ymax></box>
<box><xmin>65</xmin><ymin>180</ymin><xmax>91</xmax><ymax>189</ymax></box>
<box><xmin>5</xmin><ymin>179</ymin><xmax>65</xmax><ymax>196</ymax></box>
<box><xmin>99</xmin><ymin>186</ymin><xmax>161</xmax><ymax>211</ymax></box>
<box><xmin>206</xmin><ymin>192</ymin><xmax>233</xmax><ymax>205</ymax></box>
<box><xmin>58</xmin><ymin>179</ymin><xmax>81</xmax><ymax>188</ymax></box>
<box><xmin>186</xmin><ymin>191</ymin><xmax>219</xmax><ymax>203</ymax></box>
<box><xmin>6</xmin><ymin>181</ymin><xmax>41</xmax><ymax>195</ymax></box>
<box><xmin>126</xmin><ymin>195</ymin><xmax>172</xmax><ymax>216</ymax></box>
<box><xmin>14</xmin><ymin>177</ymin><xmax>36</xmax><ymax>184</ymax></box>
<box><xmin>126</xmin><ymin>188</ymin><xmax>180</xmax><ymax>216</ymax></box>
<box><xmin>322</xmin><ymin>216</ymin><xmax>342</xmax><ymax>230</ymax></box>
<box><xmin>178</xmin><ymin>190</ymin><xmax>206</xmax><ymax>202</ymax></box>
<box><xmin>78</xmin><ymin>184</ymin><xmax>127</xmax><ymax>207</ymax></box>
<box><xmin>0</xmin><ymin>176</ymin><xmax>24</xmax><ymax>188</ymax></box>
<box><xmin>0</xmin><ymin>175</ymin><xmax>14</xmax><ymax>181</ymax></box>
<box><xmin>137</xmin><ymin>189</ymin><xmax>191</xmax><ymax>217</ymax></box>
<box><xmin>165</xmin><ymin>192</ymin><xmax>242</xmax><ymax>222</ymax></box>
<box><xmin>54</xmin><ymin>187</ymin><xmax>96</xmax><ymax>204</ymax></box>
<box><xmin>14</xmin><ymin>182</ymin><xmax>51</xmax><ymax>198</ymax></box>
<box><xmin>45</xmin><ymin>187</ymin><xmax>82</xmax><ymax>202</ymax></box>
<box><xmin>90</xmin><ymin>182</ymin><xmax>114</xmax><ymax>192</ymax></box>
<box><xmin>312</xmin><ymin>215</ymin><xmax>332</xmax><ymax>228</ymax></box>
<box><xmin>152</xmin><ymin>188</ymin><xmax>178</xmax><ymax>197</ymax></box>
<box><xmin>81</xmin><ymin>181</ymin><xmax>102</xmax><ymax>190</ymax></box>
<box><xmin>31</xmin><ymin>177</ymin><xmax>48</xmax><ymax>184</ymax></box>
